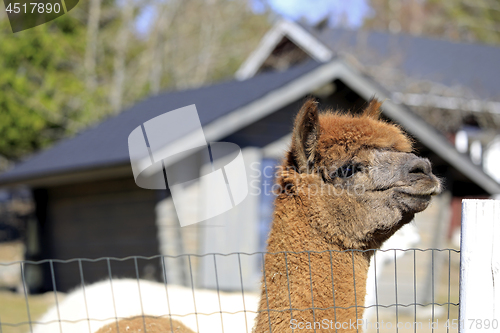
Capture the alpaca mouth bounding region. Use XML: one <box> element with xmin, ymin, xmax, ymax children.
<box><xmin>402</xmin><ymin>192</ymin><xmax>431</xmax><ymax>198</ymax></box>
<box><xmin>395</xmin><ymin>189</ymin><xmax>437</xmax><ymax>212</ymax></box>
<box><xmin>400</xmin><ymin>187</ymin><xmax>440</xmax><ymax>197</ymax></box>
<box><xmin>396</xmin><ymin>187</ymin><xmax>440</xmax><ymax>198</ymax></box>
<box><xmin>395</xmin><ymin>176</ymin><xmax>442</xmax><ymax>197</ymax></box>
<box><xmin>389</xmin><ymin>183</ymin><xmax>440</xmax><ymax>211</ymax></box>
<box><xmin>374</xmin><ymin>182</ymin><xmax>441</xmax><ymax>196</ymax></box>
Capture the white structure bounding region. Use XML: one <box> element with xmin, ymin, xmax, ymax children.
<box><xmin>483</xmin><ymin>136</ymin><xmax>500</xmax><ymax>183</ymax></box>
<box><xmin>460</xmin><ymin>199</ymin><xmax>500</xmax><ymax>332</ymax></box>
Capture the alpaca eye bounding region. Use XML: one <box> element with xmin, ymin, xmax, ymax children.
<box><xmin>339</xmin><ymin>164</ymin><xmax>356</xmax><ymax>178</ymax></box>
<box><xmin>326</xmin><ymin>164</ymin><xmax>360</xmax><ymax>180</ymax></box>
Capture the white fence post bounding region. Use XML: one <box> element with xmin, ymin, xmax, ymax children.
<box><xmin>460</xmin><ymin>199</ymin><xmax>500</xmax><ymax>332</ymax></box>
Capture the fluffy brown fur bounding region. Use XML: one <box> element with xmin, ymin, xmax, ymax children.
<box><xmin>94</xmin><ymin>317</ymin><xmax>194</xmax><ymax>333</ymax></box>
<box><xmin>253</xmin><ymin>99</ymin><xmax>440</xmax><ymax>333</ymax></box>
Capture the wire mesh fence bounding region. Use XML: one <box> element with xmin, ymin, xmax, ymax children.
<box><xmin>0</xmin><ymin>248</ymin><xmax>459</xmax><ymax>333</ymax></box>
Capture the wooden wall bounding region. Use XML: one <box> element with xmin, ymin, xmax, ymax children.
<box><xmin>35</xmin><ymin>176</ymin><xmax>161</xmax><ymax>292</ymax></box>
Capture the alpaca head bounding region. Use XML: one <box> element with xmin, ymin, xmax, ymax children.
<box><xmin>282</xmin><ymin>99</ymin><xmax>441</xmax><ymax>250</ymax></box>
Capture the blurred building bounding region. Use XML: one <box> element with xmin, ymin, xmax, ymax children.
<box><xmin>0</xmin><ymin>20</ymin><xmax>499</xmax><ymax>295</ymax></box>
<box><xmin>238</xmin><ymin>19</ymin><xmax>500</xmax><ymax>182</ymax></box>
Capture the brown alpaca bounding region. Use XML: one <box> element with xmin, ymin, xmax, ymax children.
<box><xmin>94</xmin><ymin>317</ymin><xmax>195</xmax><ymax>333</ymax></box>
<box><xmin>253</xmin><ymin>99</ymin><xmax>441</xmax><ymax>333</ymax></box>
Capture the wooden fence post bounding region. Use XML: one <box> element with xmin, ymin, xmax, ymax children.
<box><xmin>460</xmin><ymin>199</ymin><xmax>500</xmax><ymax>332</ymax></box>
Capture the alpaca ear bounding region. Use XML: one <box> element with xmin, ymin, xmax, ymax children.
<box><xmin>292</xmin><ymin>99</ymin><xmax>320</xmax><ymax>172</ymax></box>
<box><xmin>362</xmin><ymin>98</ymin><xmax>382</xmax><ymax>119</ymax></box>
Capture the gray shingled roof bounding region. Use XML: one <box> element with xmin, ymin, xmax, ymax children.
<box><xmin>0</xmin><ymin>60</ymin><xmax>321</xmax><ymax>185</ymax></box>
<box><xmin>301</xmin><ymin>25</ymin><xmax>500</xmax><ymax>101</ymax></box>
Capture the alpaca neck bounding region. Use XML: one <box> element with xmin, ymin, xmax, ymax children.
<box><xmin>254</xmin><ymin>189</ymin><xmax>371</xmax><ymax>333</ymax></box>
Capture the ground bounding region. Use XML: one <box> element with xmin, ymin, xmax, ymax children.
<box><xmin>0</xmin><ymin>289</ymin><xmax>57</xmax><ymax>333</ymax></box>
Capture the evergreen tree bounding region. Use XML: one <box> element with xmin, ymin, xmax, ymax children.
<box><xmin>0</xmin><ymin>0</ymin><xmax>270</xmax><ymax>162</ymax></box>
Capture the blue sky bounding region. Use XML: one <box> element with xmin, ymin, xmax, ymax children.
<box><xmin>136</xmin><ymin>0</ymin><xmax>372</xmax><ymax>35</ymax></box>
<box><xmin>252</xmin><ymin>0</ymin><xmax>371</xmax><ymax>27</ymax></box>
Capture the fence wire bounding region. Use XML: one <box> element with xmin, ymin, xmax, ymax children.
<box><xmin>0</xmin><ymin>248</ymin><xmax>460</xmax><ymax>333</ymax></box>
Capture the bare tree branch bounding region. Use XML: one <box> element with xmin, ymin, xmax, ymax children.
<box><xmin>110</xmin><ymin>0</ymin><xmax>134</xmax><ymax>113</ymax></box>
<box><xmin>85</xmin><ymin>0</ymin><xmax>101</xmax><ymax>91</ymax></box>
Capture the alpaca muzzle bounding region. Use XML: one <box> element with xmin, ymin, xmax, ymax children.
<box><xmin>405</xmin><ymin>156</ymin><xmax>441</xmax><ymax>195</ymax></box>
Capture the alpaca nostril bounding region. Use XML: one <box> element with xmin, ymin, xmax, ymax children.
<box><xmin>408</xmin><ymin>159</ymin><xmax>431</xmax><ymax>176</ymax></box>
<box><xmin>410</xmin><ymin>166</ymin><xmax>425</xmax><ymax>174</ymax></box>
